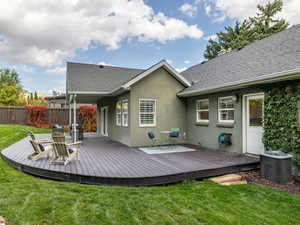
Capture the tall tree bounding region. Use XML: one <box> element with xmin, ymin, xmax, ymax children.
<box><xmin>203</xmin><ymin>0</ymin><xmax>288</xmax><ymax>60</ymax></box>
<box><xmin>34</xmin><ymin>91</ymin><xmax>38</xmax><ymax>100</ymax></box>
<box><xmin>0</xmin><ymin>69</ymin><xmax>23</xmax><ymax>106</ymax></box>
<box><xmin>0</xmin><ymin>69</ymin><xmax>21</xmax><ymax>88</ymax></box>
<box><xmin>0</xmin><ymin>85</ymin><xmax>21</xmax><ymax>106</ymax></box>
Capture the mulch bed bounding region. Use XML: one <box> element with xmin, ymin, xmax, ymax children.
<box><xmin>239</xmin><ymin>169</ymin><xmax>300</xmax><ymax>195</ymax></box>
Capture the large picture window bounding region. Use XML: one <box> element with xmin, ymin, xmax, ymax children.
<box><xmin>122</xmin><ymin>99</ymin><xmax>128</xmax><ymax>127</ymax></box>
<box><xmin>218</xmin><ymin>96</ymin><xmax>235</xmax><ymax>123</ymax></box>
<box><xmin>116</xmin><ymin>101</ymin><xmax>122</xmax><ymax>126</ymax></box>
<box><xmin>196</xmin><ymin>99</ymin><xmax>209</xmax><ymax>122</ymax></box>
<box><xmin>139</xmin><ymin>99</ymin><xmax>156</xmax><ymax>127</ymax></box>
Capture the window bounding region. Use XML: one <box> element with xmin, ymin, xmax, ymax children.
<box><xmin>218</xmin><ymin>96</ymin><xmax>235</xmax><ymax>123</ymax></box>
<box><xmin>196</xmin><ymin>99</ymin><xmax>209</xmax><ymax>122</ymax></box>
<box><xmin>122</xmin><ymin>99</ymin><xmax>128</xmax><ymax>127</ymax></box>
<box><xmin>139</xmin><ymin>99</ymin><xmax>156</xmax><ymax>127</ymax></box>
<box><xmin>116</xmin><ymin>101</ymin><xmax>122</xmax><ymax>126</ymax></box>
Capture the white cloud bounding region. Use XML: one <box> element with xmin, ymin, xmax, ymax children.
<box><xmin>46</xmin><ymin>66</ymin><xmax>66</xmax><ymax>75</ymax></box>
<box><xmin>0</xmin><ymin>0</ymin><xmax>203</xmax><ymax>67</ymax></box>
<box><xmin>203</xmin><ymin>34</ymin><xmax>218</xmax><ymax>41</ymax></box>
<box><xmin>205</xmin><ymin>5</ymin><xmax>212</xmax><ymax>16</ymax></box>
<box><xmin>98</xmin><ymin>61</ymin><xmax>114</xmax><ymax>66</ymax></box>
<box><xmin>47</xmin><ymin>87</ymin><xmax>65</xmax><ymax>96</ymax></box>
<box><xmin>176</xmin><ymin>67</ymin><xmax>187</xmax><ymax>73</ymax></box>
<box><xmin>184</xmin><ymin>60</ymin><xmax>190</xmax><ymax>64</ymax></box>
<box><xmin>20</xmin><ymin>65</ymin><xmax>34</xmax><ymax>73</ymax></box>
<box><xmin>166</xmin><ymin>59</ymin><xmax>173</xmax><ymax>64</ymax></box>
<box><xmin>179</xmin><ymin>3</ymin><xmax>197</xmax><ymax>17</ymax></box>
<box><xmin>204</xmin><ymin>0</ymin><xmax>300</xmax><ymax>24</ymax></box>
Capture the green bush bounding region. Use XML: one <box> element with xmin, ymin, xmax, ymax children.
<box><xmin>263</xmin><ymin>81</ymin><xmax>300</xmax><ymax>167</ymax></box>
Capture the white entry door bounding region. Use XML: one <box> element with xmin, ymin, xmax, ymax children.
<box><xmin>244</xmin><ymin>94</ymin><xmax>264</xmax><ymax>155</ymax></box>
<box><xmin>101</xmin><ymin>106</ymin><xmax>108</xmax><ymax>136</ymax></box>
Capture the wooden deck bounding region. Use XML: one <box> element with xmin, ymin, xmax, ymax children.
<box><xmin>1</xmin><ymin>134</ymin><xmax>259</xmax><ymax>186</ymax></box>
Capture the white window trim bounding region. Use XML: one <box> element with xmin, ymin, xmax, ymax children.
<box><xmin>122</xmin><ymin>99</ymin><xmax>128</xmax><ymax>127</ymax></box>
<box><xmin>139</xmin><ymin>99</ymin><xmax>156</xmax><ymax>127</ymax></box>
<box><xmin>116</xmin><ymin>101</ymin><xmax>122</xmax><ymax>126</ymax></box>
<box><xmin>218</xmin><ymin>96</ymin><xmax>235</xmax><ymax>123</ymax></box>
<box><xmin>196</xmin><ymin>99</ymin><xmax>209</xmax><ymax>123</ymax></box>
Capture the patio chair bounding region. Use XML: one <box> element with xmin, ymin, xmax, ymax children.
<box><xmin>26</xmin><ymin>130</ymin><xmax>52</xmax><ymax>144</ymax></box>
<box><xmin>52</xmin><ymin>132</ymin><xmax>66</xmax><ymax>143</ymax></box>
<box><xmin>147</xmin><ymin>131</ymin><xmax>157</xmax><ymax>146</ymax></box>
<box><xmin>28</xmin><ymin>139</ymin><xmax>53</xmax><ymax>161</ymax></box>
<box><xmin>51</xmin><ymin>140</ymin><xmax>81</xmax><ymax>165</ymax></box>
<box><xmin>169</xmin><ymin>128</ymin><xmax>180</xmax><ymax>146</ymax></box>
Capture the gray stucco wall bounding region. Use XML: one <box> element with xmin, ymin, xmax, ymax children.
<box><xmin>97</xmin><ymin>92</ymin><xmax>131</xmax><ymax>146</ymax></box>
<box><xmin>186</xmin><ymin>87</ymin><xmax>262</xmax><ymax>153</ymax></box>
<box><xmin>130</xmin><ymin>68</ymin><xmax>187</xmax><ymax>147</ymax></box>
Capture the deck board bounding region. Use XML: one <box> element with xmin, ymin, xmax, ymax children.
<box><xmin>1</xmin><ymin>134</ymin><xmax>259</xmax><ymax>186</ymax></box>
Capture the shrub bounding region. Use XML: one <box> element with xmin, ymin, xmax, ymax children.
<box><xmin>24</xmin><ymin>105</ymin><xmax>50</xmax><ymax>128</ymax></box>
<box><xmin>78</xmin><ymin>105</ymin><xmax>97</xmax><ymax>132</ymax></box>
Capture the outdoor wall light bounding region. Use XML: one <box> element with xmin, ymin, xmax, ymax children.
<box><xmin>232</xmin><ymin>94</ymin><xmax>239</xmax><ymax>102</ymax></box>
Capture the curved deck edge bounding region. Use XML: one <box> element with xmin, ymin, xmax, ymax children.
<box><xmin>2</xmin><ymin>153</ymin><xmax>259</xmax><ymax>186</ymax></box>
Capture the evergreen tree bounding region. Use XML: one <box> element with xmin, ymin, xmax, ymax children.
<box><xmin>34</xmin><ymin>91</ymin><xmax>38</xmax><ymax>100</ymax></box>
<box><xmin>204</xmin><ymin>0</ymin><xmax>288</xmax><ymax>60</ymax></box>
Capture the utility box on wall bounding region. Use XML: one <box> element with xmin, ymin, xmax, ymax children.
<box><xmin>218</xmin><ymin>133</ymin><xmax>232</xmax><ymax>146</ymax></box>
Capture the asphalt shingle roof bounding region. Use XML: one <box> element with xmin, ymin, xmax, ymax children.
<box><xmin>180</xmin><ymin>24</ymin><xmax>300</xmax><ymax>94</ymax></box>
<box><xmin>67</xmin><ymin>62</ymin><xmax>145</xmax><ymax>92</ymax></box>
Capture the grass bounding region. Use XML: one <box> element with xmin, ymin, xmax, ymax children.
<box><xmin>0</xmin><ymin>125</ymin><xmax>300</xmax><ymax>225</ymax></box>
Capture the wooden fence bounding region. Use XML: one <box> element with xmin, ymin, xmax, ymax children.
<box><xmin>0</xmin><ymin>107</ymin><xmax>72</xmax><ymax>126</ymax></box>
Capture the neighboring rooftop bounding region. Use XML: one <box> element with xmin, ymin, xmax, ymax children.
<box><xmin>67</xmin><ymin>62</ymin><xmax>145</xmax><ymax>93</ymax></box>
<box><xmin>180</xmin><ymin>24</ymin><xmax>300</xmax><ymax>96</ymax></box>
<box><xmin>45</xmin><ymin>95</ymin><xmax>66</xmax><ymax>100</ymax></box>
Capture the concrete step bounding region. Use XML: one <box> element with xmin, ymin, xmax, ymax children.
<box><xmin>209</xmin><ymin>174</ymin><xmax>242</xmax><ymax>184</ymax></box>
<box><xmin>221</xmin><ymin>180</ymin><xmax>247</xmax><ymax>186</ymax></box>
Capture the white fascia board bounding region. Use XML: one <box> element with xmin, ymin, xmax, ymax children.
<box><xmin>178</xmin><ymin>68</ymin><xmax>300</xmax><ymax>97</ymax></box>
<box><xmin>67</xmin><ymin>86</ymin><xmax>127</xmax><ymax>97</ymax></box>
<box><xmin>68</xmin><ymin>91</ymin><xmax>111</xmax><ymax>95</ymax></box>
<box><xmin>122</xmin><ymin>60</ymin><xmax>191</xmax><ymax>89</ymax></box>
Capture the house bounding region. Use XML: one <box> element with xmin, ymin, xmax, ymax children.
<box><xmin>45</xmin><ymin>95</ymin><xmax>67</xmax><ymax>109</ymax></box>
<box><xmin>66</xmin><ymin>24</ymin><xmax>300</xmax><ymax>155</ymax></box>
<box><xmin>45</xmin><ymin>95</ymin><xmax>95</xmax><ymax>109</ymax></box>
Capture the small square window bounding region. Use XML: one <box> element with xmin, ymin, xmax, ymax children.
<box><xmin>196</xmin><ymin>99</ymin><xmax>209</xmax><ymax>122</ymax></box>
<box><xmin>218</xmin><ymin>97</ymin><xmax>235</xmax><ymax>123</ymax></box>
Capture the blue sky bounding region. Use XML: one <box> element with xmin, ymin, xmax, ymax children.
<box><xmin>0</xmin><ymin>0</ymin><xmax>298</xmax><ymax>95</ymax></box>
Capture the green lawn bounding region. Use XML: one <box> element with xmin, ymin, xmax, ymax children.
<box><xmin>0</xmin><ymin>125</ymin><xmax>300</xmax><ymax>225</ymax></box>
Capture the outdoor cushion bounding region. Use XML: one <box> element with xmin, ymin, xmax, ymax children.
<box><xmin>68</xmin><ymin>147</ymin><xmax>77</xmax><ymax>154</ymax></box>
<box><xmin>38</xmin><ymin>144</ymin><xmax>52</xmax><ymax>152</ymax></box>
<box><xmin>148</xmin><ymin>132</ymin><xmax>155</xmax><ymax>139</ymax></box>
<box><xmin>39</xmin><ymin>144</ymin><xmax>46</xmax><ymax>152</ymax></box>
<box><xmin>169</xmin><ymin>131</ymin><xmax>179</xmax><ymax>138</ymax></box>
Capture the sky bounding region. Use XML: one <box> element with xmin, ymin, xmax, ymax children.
<box><xmin>0</xmin><ymin>0</ymin><xmax>299</xmax><ymax>95</ymax></box>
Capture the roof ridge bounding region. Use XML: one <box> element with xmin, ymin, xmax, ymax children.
<box><xmin>184</xmin><ymin>24</ymin><xmax>300</xmax><ymax>72</ymax></box>
<box><xmin>67</xmin><ymin>61</ymin><xmax>145</xmax><ymax>71</ymax></box>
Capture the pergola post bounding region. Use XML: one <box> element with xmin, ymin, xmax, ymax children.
<box><xmin>73</xmin><ymin>94</ymin><xmax>77</xmax><ymax>142</ymax></box>
<box><xmin>68</xmin><ymin>101</ymin><xmax>72</xmax><ymax>129</ymax></box>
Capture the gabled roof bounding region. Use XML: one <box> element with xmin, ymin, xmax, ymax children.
<box><xmin>67</xmin><ymin>60</ymin><xmax>190</xmax><ymax>96</ymax></box>
<box><xmin>67</xmin><ymin>62</ymin><xmax>145</xmax><ymax>94</ymax></box>
<box><xmin>179</xmin><ymin>24</ymin><xmax>300</xmax><ymax>97</ymax></box>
